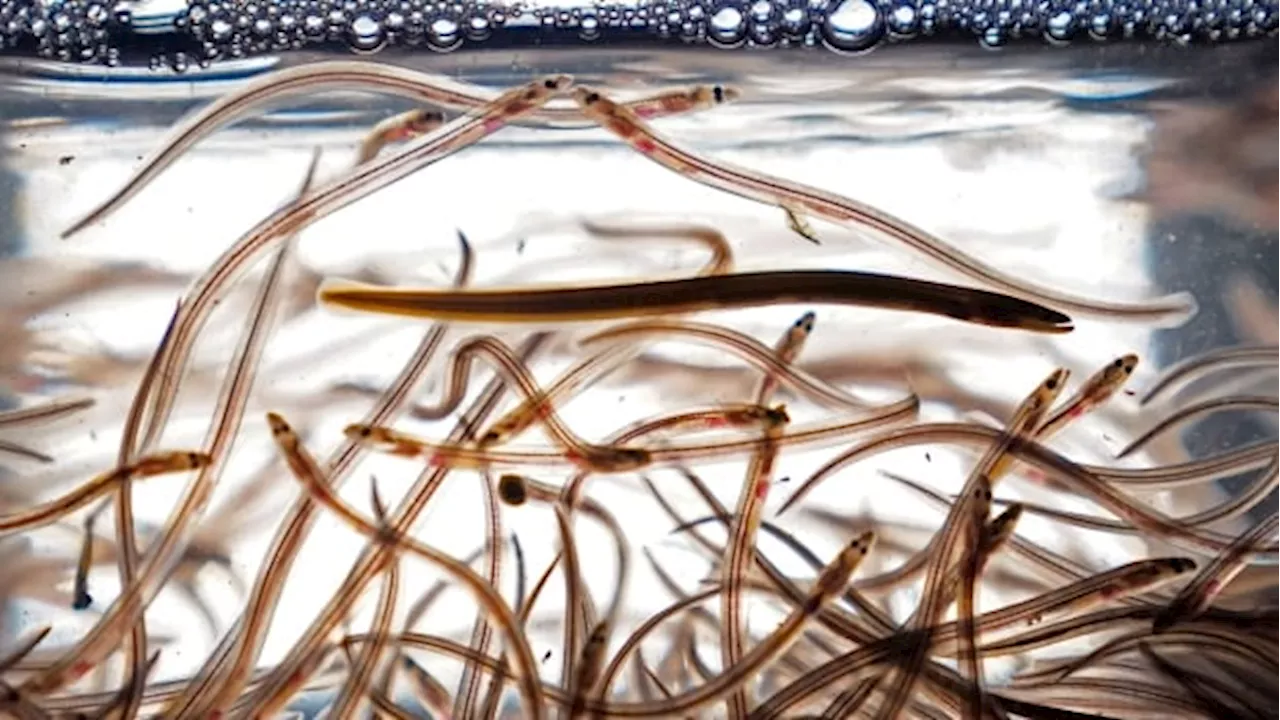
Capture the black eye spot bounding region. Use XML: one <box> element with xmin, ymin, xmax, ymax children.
<box><xmin>1045</xmin><ymin>377</ymin><xmax>1059</xmax><ymax>390</ymax></box>
<box><xmin>584</xmin><ymin>92</ymin><xmax>600</xmax><ymax>104</ymax></box>
<box><xmin>1112</xmin><ymin>358</ymin><xmax>1124</xmax><ymax>368</ymax></box>
<box><xmin>498</xmin><ymin>475</ymin><xmax>527</xmax><ymax>505</ymax></box>
<box><xmin>543</xmin><ymin>78</ymin><xmax>559</xmax><ymax>89</ymax></box>
<box><xmin>712</xmin><ymin>85</ymin><xmax>724</xmax><ymax>103</ymax></box>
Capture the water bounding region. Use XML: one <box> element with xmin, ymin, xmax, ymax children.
<box><xmin>0</xmin><ymin>37</ymin><xmax>1275</xmax><ymax>718</ymax></box>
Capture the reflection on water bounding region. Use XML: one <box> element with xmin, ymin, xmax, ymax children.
<box><xmin>0</xmin><ymin>42</ymin><xmax>1275</xmax><ymax>716</ymax></box>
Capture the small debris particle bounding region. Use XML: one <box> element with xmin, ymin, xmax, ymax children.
<box><xmin>59</xmin><ymin>155</ymin><xmax>74</xmax><ymax>165</ymax></box>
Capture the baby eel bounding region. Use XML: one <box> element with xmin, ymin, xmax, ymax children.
<box><xmin>1139</xmin><ymin>344</ymin><xmax>1278</xmax><ymax>406</ymax></box>
<box><xmin>265</xmin><ymin>411</ymin><xmax>545</xmax><ymax>719</ymax></box>
<box><xmin>449</xmin><ymin>468</ymin><xmax>504</xmax><ymax>720</ymax></box>
<box><xmin>134</xmin><ymin>74</ymin><xmax>570</xmax><ymax>462</ymax></box>
<box><xmin>991</xmin><ymin>452</ymin><xmax>1278</xmax><ymax>540</ymax></box>
<box><xmin>356</xmin><ymin>397</ymin><xmax>904</xmax><ymax>476</ymax></box>
<box><xmin>957</xmin><ymin>353</ymin><xmax>1137</xmax><ymax>493</ymax></box>
<box><xmin>883</xmin><ymin>471</ymin><xmax>1169</xmax><ymax>609</ymax></box>
<box><xmin>349</xmin><ymin>335</ymin><xmax>652</xmax><ymax>473</ymax></box>
<box><xmin>328</xmin><ymin>489</ymin><xmax>402</xmax><ymax>720</ymax></box>
<box><xmin>0</xmin><ymin>395</ymin><xmax>96</xmax><ymax>463</ymax></box>
<box><xmin>61</xmin><ymin>222</ymin><xmax>292</xmax><ymax>712</ymax></box>
<box><xmin>0</xmin><ymin>395</ymin><xmax>95</xmax><ymax>428</ymax></box>
<box><xmin>439</xmin><ymin>219</ymin><xmax>736</xmax><ymax>441</ymax></box>
<box><xmin>61</xmin><ymin>61</ymin><xmax>734</xmax><ymax>239</ymax></box>
<box><xmin>899</xmin><ymin>504</ymin><xmax>1022</xmax><ymax>720</ymax></box>
<box><xmin>579</xmin><ymin>318</ymin><xmax>879</xmax><ymax>411</ymax></box>
<box><xmin>1016</xmin><ymin>620</ymin><xmax>1275</xmax><ymax>689</ymax></box>
<box><xmin>592</xmin><ymin>531</ymin><xmax>876</xmax><ymax>718</ymax></box>
<box><xmin>355</xmin><ymin>108</ymin><xmax>446</xmax><ymax>165</ymax></box>
<box><xmin>497</xmin><ymin>475</ymin><xmax>628</xmax><ymax>719</ymax></box>
<box><xmin>578</xmin><ymin>217</ymin><xmax>736</xmax><ymax>278</ymax></box>
<box><xmin>757</xmin><ymin>311</ymin><xmax>817</xmax><ymax>405</ymax></box>
<box><xmin>1116</xmin><ymin>394</ymin><xmax>1279</xmax><ymax>459</ymax></box>
<box><xmin>234</xmin><ymin>334</ymin><xmax>549</xmax><ymax>716</ymax></box>
<box><xmin>319</xmin><ymin>268</ymin><xmax>1075</xmax><ymax>334</ymax></box>
<box><xmin>568</xmin><ymin>85</ymin><xmax>1194</xmax><ymax>325</ymax></box>
<box><xmin>822</xmin><ymin>422</ymin><xmax>1279</xmax><ymax>562</ymax></box>
<box><xmin>0</xmin><ymin>450</ymin><xmax>208</xmax><ymax>534</ymax></box>
<box><xmin>103</xmin><ymin>303</ymin><xmax>194</xmax><ymax>720</ymax></box>
<box><xmin>167</xmin><ymin>242</ymin><xmax>471</xmax><ymax>720</ymax></box>
<box><xmin>1153</xmin><ymin>511</ymin><xmax>1280</xmax><ymax>631</ymax></box>
<box><xmin>1037</xmin><ymin>354</ymin><xmax>1139</xmax><ymax>438</ymax></box>
<box><xmin>818</xmin><ymin>373</ymin><xmax>1056</xmax><ymax>600</ymax></box>
<box><xmin>752</xmin><ymin>557</ymin><xmax>1197</xmax><ymax>719</ymax></box>
<box><xmin>722</xmin><ymin>409</ymin><xmax>790</xmax><ymax>718</ymax></box>
<box><xmin>871</xmin><ymin>369</ymin><xmax>1066</xmax><ymax>720</ymax></box>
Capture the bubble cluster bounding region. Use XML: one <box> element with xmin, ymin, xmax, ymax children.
<box><xmin>0</xmin><ymin>0</ymin><xmax>122</xmax><ymax>64</ymax></box>
<box><xmin>0</xmin><ymin>0</ymin><xmax>1273</xmax><ymax>68</ymax></box>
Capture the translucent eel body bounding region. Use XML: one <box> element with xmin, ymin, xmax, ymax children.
<box><xmin>568</xmin><ymin>85</ymin><xmax>1195</xmax><ymax>325</ymax></box>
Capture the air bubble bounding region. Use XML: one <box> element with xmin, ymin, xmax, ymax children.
<box><xmin>428</xmin><ymin>16</ymin><xmax>461</xmax><ymax>48</ymax></box>
<box><xmin>303</xmin><ymin>14</ymin><xmax>325</xmax><ymax>36</ymax></box>
<box><xmin>1045</xmin><ymin>9</ymin><xmax>1074</xmax><ymax>40</ymax></box>
<box><xmin>709</xmin><ymin>4</ymin><xmax>747</xmax><ymax>44</ymax></box>
<box><xmin>780</xmin><ymin>5</ymin><xmax>810</xmax><ymax>35</ymax></box>
<box><xmin>887</xmin><ymin>3</ymin><xmax>917</xmax><ymax>34</ymax></box>
<box><xmin>349</xmin><ymin>14</ymin><xmax>385</xmax><ymax>50</ymax></box>
<box><xmin>820</xmin><ymin>0</ymin><xmax>884</xmax><ymax>51</ymax></box>
<box><xmin>579</xmin><ymin>13</ymin><xmax>600</xmax><ymax>36</ymax></box>
<box><xmin>466</xmin><ymin>13</ymin><xmax>490</xmax><ymax>38</ymax></box>
<box><xmin>86</xmin><ymin>4</ymin><xmax>109</xmax><ymax>27</ymax></box>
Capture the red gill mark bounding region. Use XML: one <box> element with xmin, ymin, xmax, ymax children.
<box><xmin>69</xmin><ymin>660</ymin><xmax>94</xmax><ymax>680</ymax></box>
<box><xmin>482</xmin><ymin>117</ymin><xmax>506</xmax><ymax>133</ymax></box>
<box><xmin>634</xmin><ymin>138</ymin><xmax>657</xmax><ymax>155</ymax></box>
<box><xmin>754</xmin><ymin>479</ymin><xmax>771</xmax><ymax>502</ymax></box>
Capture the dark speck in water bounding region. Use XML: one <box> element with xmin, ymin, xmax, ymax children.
<box><xmin>58</xmin><ymin>155</ymin><xmax>74</xmax><ymax>165</ymax></box>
